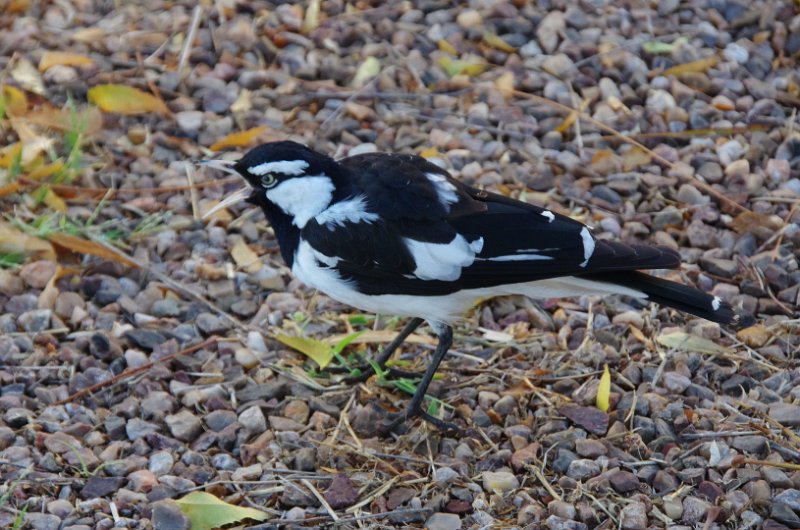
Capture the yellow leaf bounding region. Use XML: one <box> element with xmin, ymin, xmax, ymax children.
<box><xmin>27</xmin><ymin>161</ymin><xmax>64</xmax><ymax>182</ymax></box>
<box><xmin>6</xmin><ymin>0</ymin><xmax>31</xmax><ymax>14</ymax></box>
<box><xmin>41</xmin><ymin>186</ymin><xmax>67</xmax><ymax>213</ymax></box>
<box><xmin>275</xmin><ymin>334</ymin><xmax>334</xmax><ymax>369</ymax></box>
<box><xmin>437</xmin><ymin>56</ymin><xmax>488</xmax><ymax>78</ymax></box>
<box><xmin>1</xmin><ymin>85</ymin><xmax>29</xmax><ymax>116</ymax></box>
<box><xmin>230</xmin><ymin>239</ymin><xmax>262</xmax><ymax>273</ymax></box>
<box><xmin>175</xmin><ymin>491</ymin><xmax>268</xmax><ymax>530</ymax></box>
<box><xmin>554</xmin><ymin>98</ymin><xmax>591</xmax><ymax>134</ymax></box>
<box><xmin>438</xmin><ymin>39</ymin><xmax>457</xmax><ymax>55</ymax></box>
<box><xmin>656</xmin><ymin>331</ymin><xmax>730</xmax><ymax>355</ymax></box>
<box><xmin>596</xmin><ymin>364</ymin><xmax>611</xmax><ymax>412</ymax></box>
<box><xmin>210</xmin><ymin>126</ymin><xmax>269</xmax><ymax>151</ymax></box>
<box><xmin>495</xmin><ymin>71</ymin><xmax>514</xmax><ymax>98</ymax></box>
<box><xmin>0</xmin><ymin>143</ymin><xmax>22</xmax><ymax>168</ymax></box>
<box><xmin>0</xmin><ymin>182</ymin><xmax>21</xmax><ymax>198</ymax></box>
<box><xmin>419</xmin><ymin>146</ymin><xmax>440</xmax><ymax>159</ymax></box>
<box><xmin>0</xmin><ymin>221</ymin><xmax>56</xmax><ymax>261</ymax></box>
<box><xmin>87</xmin><ymin>84</ymin><xmax>169</xmax><ymax>115</ymax></box>
<box><xmin>621</xmin><ymin>146</ymin><xmax>652</xmax><ymax>171</ymax></box>
<box><xmin>352</xmin><ymin>56</ymin><xmax>381</xmax><ymax>88</ymax></box>
<box><xmin>483</xmin><ymin>32</ymin><xmax>516</xmax><ymax>53</ymax></box>
<box><xmin>302</xmin><ymin>0</ymin><xmax>321</xmax><ymax>33</ymax></box>
<box><xmin>662</xmin><ymin>56</ymin><xmax>718</xmax><ymax>77</ymax></box>
<box><xmin>71</xmin><ymin>28</ymin><xmax>106</xmax><ymax>43</ymax></box>
<box><xmin>38</xmin><ymin>51</ymin><xmax>94</xmax><ymax>72</ymax></box>
<box><xmin>48</xmin><ymin>233</ymin><xmax>138</xmax><ymax>268</ymax></box>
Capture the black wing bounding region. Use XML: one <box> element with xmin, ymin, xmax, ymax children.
<box><xmin>304</xmin><ymin>153</ymin><xmax>679</xmax><ymax>295</ymax></box>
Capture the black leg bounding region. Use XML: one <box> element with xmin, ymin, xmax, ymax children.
<box><xmin>330</xmin><ymin>317</ymin><xmax>424</xmax><ymax>382</ymax></box>
<box><xmin>381</xmin><ymin>324</ymin><xmax>459</xmax><ymax>433</ymax></box>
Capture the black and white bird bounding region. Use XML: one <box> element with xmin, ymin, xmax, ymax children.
<box><xmin>204</xmin><ymin>141</ymin><xmax>750</xmax><ymax>431</ymax></box>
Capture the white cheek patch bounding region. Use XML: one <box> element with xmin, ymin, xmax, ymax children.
<box><xmin>426</xmin><ymin>172</ymin><xmax>459</xmax><ymax>211</ymax></box>
<box><xmin>405</xmin><ymin>235</ymin><xmax>483</xmax><ymax>282</ymax></box>
<box><xmin>266</xmin><ymin>175</ymin><xmax>335</xmax><ymax>228</ymax></box>
<box><xmin>249</xmin><ymin>159</ymin><xmax>309</xmax><ymax>176</ymax></box>
<box><xmin>315</xmin><ymin>196</ymin><xmax>379</xmax><ymax>228</ymax></box>
<box><xmin>579</xmin><ymin>227</ymin><xmax>595</xmax><ymax>268</ymax></box>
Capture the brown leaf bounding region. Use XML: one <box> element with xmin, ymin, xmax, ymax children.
<box><xmin>48</xmin><ymin>233</ymin><xmax>137</xmax><ymax>268</ymax></box>
<box><xmin>482</xmin><ymin>32</ymin><xmax>516</xmax><ymax>53</ymax></box>
<box><xmin>230</xmin><ymin>239</ymin><xmax>262</xmax><ymax>273</ymax></box>
<box><xmin>38</xmin><ymin>51</ymin><xmax>94</xmax><ymax>72</ymax></box>
<box><xmin>25</xmin><ymin>105</ymin><xmax>103</xmax><ymax>136</ymax></box>
<box><xmin>0</xmin><ymin>182</ymin><xmax>21</xmax><ymax>198</ymax></box>
<box><xmin>0</xmin><ymin>221</ymin><xmax>56</xmax><ymax>261</ymax></box>
<box><xmin>729</xmin><ymin>211</ymin><xmax>782</xmax><ymax>238</ymax></box>
<box><xmin>662</xmin><ymin>56</ymin><xmax>718</xmax><ymax>77</ymax></box>
<box><xmin>87</xmin><ymin>84</ymin><xmax>168</xmax><ymax>115</ymax></box>
<box><xmin>1</xmin><ymin>85</ymin><xmax>29</xmax><ymax>116</ymax></box>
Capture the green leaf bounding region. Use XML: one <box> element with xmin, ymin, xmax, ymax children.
<box><xmin>175</xmin><ymin>491</ymin><xmax>268</xmax><ymax>530</ymax></box>
<box><xmin>332</xmin><ymin>330</ymin><xmax>366</xmax><ymax>355</ymax></box>
<box><xmin>656</xmin><ymin>331</ymin><xmax>730</xmax><ymax>355</ymax></box>
<box><xmin>276</xmin><ymin>334</ymin><xmax>335</xmax><ymax>369</ymax></box>
<box><xmin>352</xmin><ymin>56</ymin><xmax>380</xmax><ymax>87</ymax></box>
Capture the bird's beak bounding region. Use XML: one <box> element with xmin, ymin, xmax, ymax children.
<box><xmin>199</xmin><ymin>159</ymin><xmax>252</xmax><ymax>219</ymax></box>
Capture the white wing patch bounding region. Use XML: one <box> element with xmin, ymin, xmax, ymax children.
<box><xmin>406</xmin><ymin>235</ymin><xmax>482</xmax><ymax>281</ymax></box>
<box><xmin>248</xmin><ymin>159</ymin><xmax>309</xmax><ymax>176</ymax></box>
<box><xmin>711</xmin><ymin>296</ymin><xmax>722</xmax><ymax>311</ymax></box>
<box><xmin>541</xmin><ymin>210</ymin><xmax>555</xmax><ymax>222</ymax></box>
<box><xmin>478</xmin><ymin>253</ymin><xmax>553</xmax><ymax>262</ymax></box>
<box><xmin>579</xmin><ymin>227</ymin><xmax>595</xmax><ymax>268</ymax></box>
<box><xmin>266</xmin><ymin>175</ymin><xmax>334</xmax><ymax>228</ymax></box>
<box><xmin>425</xmin><ymin>172</ymin><xmax>459</xmax><ymax>211</ymax></box>
<box><xmin>315</xmin><ymin>196</ymin><xmax>379</xmax><ymax>229</ymax></box>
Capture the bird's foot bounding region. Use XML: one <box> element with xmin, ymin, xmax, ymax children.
<box><xmin>380</xmin><ymin>405</ymin><xmax>460</xmax><ymax>434</ymax></box>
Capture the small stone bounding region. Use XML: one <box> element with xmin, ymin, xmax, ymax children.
<box><xmin>175</xmin><ymin>111</ymin><xmax>203</xmax><ymax>133</ymax></box>
<box><xmin>151</xmin><ymin>299</ymin><xmax>180</xmax><ymax>317</ymax></box>
<box><xmin>769</xmin><ymin>402</ymin><xmax>800</xmax><ymax>427</ymax></box>
<box><xmin>80</xmin><ymin>476</ymin><xmax>124</xmax><ymax>499</ymax></box>
<box><xmin>567</xmin><ymin>459</ymin><xmax>600</xmax><ymax>480</ymax></box>
<box><xmin>537</xmin><ymin>11</ymin><xmax>565</xmax><ymax>53</ymax></box>
<box><xmin>231</xmin><ymin>463</ymin><xmax>262</xmax><ymax>482</ymax></box>
<box><xmin>20</xmin><ymin>260</ymin><xmax>57</xmax><ymax>288</ymax></box>
<box><xmin>575</xmin><ymin>439</ymin><xmax>606</xmax><ymax>458</ymax></box>
<box><xmin>542</xmin><ymin>54</ymin><xmax>574</xmax><ymax>77</ymax></box>
<box><xmin>774</xmin><ymin>489</ymin><xmax>800</xmax><ymax>511</ymax></box>
<box><xmin>46</xmin><ymin>499</ymin><xmax>74</xmax><ymax>518</ymax></box>
<box><xmin>663</xmin><ymin>496</ymin><xmax>683</xmax><ymax>520</ymax></box>
<box><xmin>149</xmin><ymin>451</ymin><xmax>175</xmax><ymax>475</ymax></box>
<box><xmin>772</xmin><ymin>504</ymin><xmax>800</xmax><ymax>528</ymax></box>
<box><xmin>125</xmin><ymin>329</ymin><xmax>167</xmax><ymax>351</ymax></box>
<box><xmin>675</xmin><ymin>184</ymin><xmax>708</xmax><ymax>205</ymax></box>
<box><xmin>434</xmin><ymin>467</ymin><xmax>460</xmax><ymax>485</ymax></box>
<box><xmin>724</xmin><ymin>42</ymin><xmax>749</xmax><ymax>63</ymax></box>
<box><xmin>620</xmin><ymin>501</ymin><xmax>647</xmax><ymax>530</ymax></box>
<box><xmin>239</xmin><ymin>405</ymin><xmax>267</xmax><ymax>433</ymax></box>
<box><xmin>18</xmin><ymin>309</ymin><xmax>52</xmax><ymax>332</ymax></box>
<box><xmin>324</xmin><ymin>474</ymin><xmax>359</xmax><ymax>510</ymax></box>
<box><xmin>548</xmin><ymin>500</ymin><xmax>576</xmax><ymax>519</ymax></box>
<box><xmin>609</xmin><ymin>470</ymin><xmax>640</xmax><ymax>493</ymax></box>
<box><xmin>662</xmin><ymin>372</ymin><xmax>691</xmax><ymax>393</ymax></box>
<box><xmin>128</xmin><ymin>469</ymin><xmax>157</xmax><ymax>493</ymax></box>
<box><xmin>559</xmin><ymin>404</ymin><xmax>608</xmax><ymax>435</ymax></box>
<box><xmin>731</xmin><ymin>435</ymin><xmax>767</xmax><ymax>454</ymax></box>
<box><xmin>24</xmin><ymin>513</ymin><xmax>61</xmax><ymax>530</ymax></box>
<box><xmin>165</xmin><ymin>410</ymin><xmax>203</xmax><ymax>441</ymax></box>
<box><xmin>482</xmin><ymin>470</ymin><xmax>519</xmax><ymax>494</ymax></box>
<box><xmin>425</xmin><ymin>512</ymin><xmax>462</xmax><ymax>530</ymax></box>
<box><xmin>653</xmin><ymin>470</ymin><xmax>679</xmax><ymax>493</ymax></box>
<box><xmin>699</xmin><ymin>257</ymin><xmax>738</xmax><ymax>278</ymax></box>
<box><xmin>647</xmin><ymin>89</ymin><xmax>676</xmax><ymax>112</ymax></box>
<box><xmin>717</xmin><ymin>140</ymin><xmax>744</xmax><ymax>166</ymax></box>
<box><xmin>545</xmin><ymin>515</ymin><xmax>588</xmax><ymax>530</ymax></box>
<box><xmin>196</xmin><ymin>312</ymin><xmax>231</xmax><ymax>335</ymax></box>
<box><xmin>725</xmin><ymin>159</ymin><xmax>750</xmax><ymax>178</ymax></box>
<box><xmin>511</xmin><ymin>442</ymin><xmax>540</xmax><ymax>471</ymax></box>
<box><xmin>152</xmin><ymin>499</ymin><xmax>191</xmax><ymax>530</ymax></box>
<box><xmin>268</xmin><ymin>415</ymin><xmax>305</xmax><ymax>431</ymax></box>
<box><xmin>737</xmin><ymin>325</ymin><xmax>771</xmax><ymax>348</ymax></box>
<box><xmin>456</xmin><ymin>9</ymin><xmax>482</xmax><ymax>28</ymax></box>
<box><xmin>682</xmin><ymin>496</ymin><xmax>710</xmax><ymax>525</ymax></box>
<box><xmin>284</xmin><ymin>400</ymin><xmax>310</xmax><ymax>424</ymax></box>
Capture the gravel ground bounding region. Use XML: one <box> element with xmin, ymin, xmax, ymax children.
<box><xmin>1</xmin><ymin>1</ymin><xmax>800</xmax><ymax>529</ymax></box>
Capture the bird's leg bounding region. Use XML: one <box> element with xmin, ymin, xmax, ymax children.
<box><xmin>328</xmin><ymin>317</ymin><xmax>424</xmax><ymax>382</ymax></box>
<box><xmin>381</xmin><ymin>323</ymin><xmax>458</xmax><ymax>433</ymax></box>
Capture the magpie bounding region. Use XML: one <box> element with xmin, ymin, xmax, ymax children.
<box><xmin>204</xmin><ymin>141</ymin><xmax>751</xmax><ymax>432</ymax></box>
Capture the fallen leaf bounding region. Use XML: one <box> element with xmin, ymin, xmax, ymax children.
<box><xmin>38</xmin><ymin>51</ymin><xmax>94</xmax><ymax>72</ymax></box>
<box><xmin>210</xmin><ymin>126</ymin><xmax>269</xmax><ymax>151</ymax></box>
<box><xmin>662</xmin><ymin>56</ymin><xmax>718</xmax><ymax>77</ymax></box>
<box><xmin>437</xmin><ymin>56</ymin><xmax>486</xmax><ymax>77</ymax></box>
<box><xmin>483</xmin><ymin>32</ymin><xmax>516</xmax><ymax>53</ymax></box>
<box><xmin>38</xmin><ymin>264</ymin><xmax>61</xmax><ymax>310</ymax></box>
<box><xmin>554</xmin><ymin>97</ymin><xmax>591</xmax><ymax>134</ymax></box>
<box><xmin>230</xmin><ymin>239</ymin><xmax>262</xmax><ymax>273</ymax></box>
<box><xmin>6</xmin><ymin>0</ymin><xmax>31</xmax><ymax>14</ymax></box>
<box><xmin>11</xmin><ymin>56</ymin><xmax>45</xmax><ymax>95</ymax></box>
<box><xmin>656</xmin><ymin>331</ymin><xmax>730</xmax><ymax>355</ymax></box>
<box><xmin>25</xmin><ymin>106</ymin><xmax>103</xmax><ymax>136</ymax></box>
<box><xmin>0</xmin><ymin>143</ymin><xmax>22</xmax><ymax>168</ymax></box>
<box><xmin>419</xmin><ymin>146</ymin><xmax>440</xmax><ymax>159</ymax></box>
<box><xmin>0</xmin><ymin>182</ymin><xmax>21</xmax><ymax>198</ymax></box>
<box><xmin>0</xmin><ymin>221</ymin><xmax>56</xmax><ymax>261</ymax></box>
<box><xmin>438</xmin><ymin>39</ymin><xmax>457</xmax><ymax>55</ymax></box>
<box><xmin>9</xmin><ymin>119</ymin><xmax>55</xmax><ymax>166</ymax></box>
<box><xmin>352</xmin><ymin>56</ymin><xmax>381</xmax><ymax>88</ymax></box>
<box><xmin>729</xmin><ymin>211</ymin><xmax>782</xmax><ymax>238</ymax></box>
<box><xmin>596</xmin><ymin>364</ymin><xmax>611</xmax><ymax>412</ymax></box>
<box><xmin>87</xmin><ymin>84</ymin><xmax>169</xmax><ymax>115</ymax></box>
<box><xmin>1</xmin><ymin>85</ymin><xmax>29</xmax><ymax>116</ymax></box>
<box><xmin>621</xmin><ymin>146</ymin><xmax>652</xmax><ymax>171</ymax></box>
<box><xmin>275</xmin><ymin>334</ymin><xmax>334</xmax><ymax>369</ymax></box>
<box><xmin>302</xmin><ymin>0</ymin><xmax>321</xmax><ymax>33</ymax></box>
<box><xmin>41</xmin><ymin>186</ymin><xmax>67</xmax><ymax>213</ymax></box>
<box><xmin>26</xmin><ymin>161</ymin><xmax>65</xmax><ymax>182</ymax></box>
<box><xmin>495</xmin><ymin>71</ymin><xmax>514</xmax><ymax>98</ymax></box>
<box><xmin>175</xmin><ymin>491</ymin><xmax>268</xmax><ymax>530</ymax></box>
<box><xmin>71</xmin><ymin>27</ymin><xmax>106</xmax><ymax>43</ymax></box>
<box><xmin>324</xmin><ymin>329</ymin><xmax>435</xmax><ymax>346</ymax></box>
<box><xmin>48</xmin><ymin>233</ymin><xmax>137</xmax><ymax>268</ymax></box>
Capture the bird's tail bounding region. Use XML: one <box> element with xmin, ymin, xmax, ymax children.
<box><xmin>581</xmin><ymin>271</ymin><xmax>754</xmax><ymax>328</ymax></box>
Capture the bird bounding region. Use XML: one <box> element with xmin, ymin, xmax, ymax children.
<box><xmin>203</xmin><ymin>140</ymin><xmax>752</xmax><ymax>432</ymax></box>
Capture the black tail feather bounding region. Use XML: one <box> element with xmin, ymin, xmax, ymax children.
<box><xmin>583</xmin><ymin>271</ymin><xmax>755</xmax><ymax>329</ymax></box>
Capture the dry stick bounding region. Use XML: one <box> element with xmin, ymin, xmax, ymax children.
<box><xmin>54</xmin><ymin>337</ymin><xmax>217</xmax><ymax>405</ymax></box>
<box><xmin>178</xmin><ymin>5</ymin><xmax>203</xmax><ymax>79</ymax></box>
<box><xmin>509</xmin><ymin>89</ymin><xmax>750</xmax><ymax>215</ymax></box>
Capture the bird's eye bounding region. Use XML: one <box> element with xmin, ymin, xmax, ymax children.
<box><xmin>260</xmin><ymin>174</ymin><xmax>277</xmax><ymax>188</ymax></box>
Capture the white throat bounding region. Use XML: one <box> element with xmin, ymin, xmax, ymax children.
<box><xmin>266</xmin><ymin>175</ymin><xmax>335</xmax><ymax>228</ymax></box>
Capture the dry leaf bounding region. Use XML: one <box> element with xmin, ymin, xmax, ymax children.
<box><xmin>210</xmin><ymin>126</ymin><xmax>269</xmax><ymax>151</ymax></box>
<box><xmin>0</xmin><ymin>221</ymin><xmax>56</xmax><ymax>261</ymax></box>
<box><xmin>9</xmin><ymin>119</ymin><xmax>55</xmax><ymax>166</ymax></box>
<box><xmin>48</xmin><ymin>233</ymin><xmax>137</xmax><ymax>268</ymax></box>
<box><xmin>38</xmin><ymin>51</ymin><xmax>94</xmax><ymax>72</ymax></box>
<box><xmin>6</xmin><ymin>0</ymin><xmax>31</xmax><ymax>14</ymax></box>
<box><xmin>1</xmin><ymin>85</ymin><xmax>29</xmax><ymax>116</ymax></box>
<box><xmin>352</xmin><ymin>56</ymin><xmax>381</xmax><ymax>87</ymax></box>
<box><xmin>621</xmin><ymin>146</ymin><xmax>653</xmax><ymax>171</ymax></box>
<box><xmin>729</xmin><ymin>211</ymin><xmax>782</xmax><ymax>238</ymax></box>
<box><xmin>554</xmin><ymin>98</ymin><xmax>591</xmax><ymax>134</ymax></box>
<box><xmin>11</xmin><ymin>56</ymin><xmax>45</xmax><ymax>95</ymax></box>
<box><xmin>324</xmin><ymin>329</ymin><xmax>435</xmax><ymax>346</ymax></box>
<box><xmin>230</xmin><ymin>239</ymin><xmax>262</xmax><ymax>273</ymax></box>
<box><xmin>483</xmin><ymin>32</ymin><xmax>516</xmax><ymax>53</ymax></box>
<box><xmin>495</xmin><ymin>71</ymin><xmax>514</xmax><ymax>98</ymax></box>
<box><xmin>302</xmin><ymin>0</ymin><xmax>321</xmax><ymax>33</ymax></box>
<box><xmin>663</xmin><ymin>56</ymin><xmax>718</xmax><ymax>77</ymax></box>
<box><xmin>25</xmin><ymin>106</ymin><xmax>103</xmax><ymax>136</ymax></box>
<box><xmin>229</xmin><ymin>89</ymin><xmax>252</xmax><ymax>113</ymax></box>
<box><xmin>71</xmin><ymin>27</ymin><xmax>106</xmax><ymax>43</ymax></box>
<box><xmin>0</xmin><ymin>143</ymin><xmax>22</xmax><ymax>168</ymax></box>
<box><xmin>656</xmin><ymin>331</ymin><xmax>730</xmax><ymax>355</ymax></box>
<box><xmin>0</xmin><ymin>182</ymin><xmax>22</xmax><ymax>198</ymax></box>
<box><xmin>87</xmin><ymin>84</ymin><xmax>169</xmax><ymax>115</ymax></box>
<box><xmin>38</xmin><ymin>265</ymin><xmax>61</xmax><ymax>310</ymax></box>
<box><xmin>26</xmin><ymin>161</ymin><xmax>65</xmax><ymax>182</ymax></box>
<box><xmin>41</xmin><ymin>186</ymin><xmax>67</xmax><ymax>213</ymax></box>
<box><xmin>275</xmin><ymin>334</ymin><xmax>335</xmax><ymax>369</ymax></box>
<box><xmin>596</xmin><ymin>364</ymin><xmax>611</xmax><ymax>412</ymax></box>
<box><xmin>175</xmin><ymin>491</ymin><xmax>268</xmax><ymax>530</ymax></box>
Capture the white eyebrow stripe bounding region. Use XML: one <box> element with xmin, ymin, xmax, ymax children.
<box><xmin>248</xmin><ymin>159</ymin><xmax>309</xmax><ymax>176</ymax></box>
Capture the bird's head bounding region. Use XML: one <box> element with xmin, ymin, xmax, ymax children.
<box><xmin>202</xmin><ymin>141</ymin><xmax>339</xmax><ymax>227</ymax></box>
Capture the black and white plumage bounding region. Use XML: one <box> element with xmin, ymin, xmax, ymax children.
<box><xmin>204</xmin><ymin>141</ymin><xmax>750</xmax><ymax>431</ymax></box>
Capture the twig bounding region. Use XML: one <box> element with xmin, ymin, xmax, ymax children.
<box><xmin>178</xmin><ymin>5</ymin><xmax>203</xmax><ymax>78</ymax></box>
<box><xmin>54</xmin><ymin>337</ymin><xmax>217</xmax><ymax>405</ymax></box>
<box><xmin>300</xmin><ymin>478</ymin><xmax>339</xmax><ymax>521</ymax></box>
<box><xmin>530</xmin><ymin>466</ymin><xmax>561</xmax><ymax>501</ymax></box>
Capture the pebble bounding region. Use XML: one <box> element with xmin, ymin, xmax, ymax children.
<box><xmin>20</xmin><ymin>260</ymin><xmax>57</xmax><ymax>288</ymax></box>
<box><xmin>567</xmin><ymin>459</ymin><xmax>600</xmax><ymax>480</ymax></box>
<box><xmin>675</xmin><ymin>184</ymin><xmax>707</xmax><ymax>205</ymax></box>
<box><xmin>175</xmin><ymin>111</ymin><xmax>203</xmax><ymax>133</ymax></box>
<box><xmin>647</xmin><ymin>89</ymin><xmax>676</xmax><ymax>112</ymax></box>
<box><xmin>151</xmin><ymin>499</ymin><xmax>191</xmax><ymax>530</ymax></box>
<box><xmin>621</xmin><ymin>502</ymin><xmax>648</xmax><ymax>530</ymax></box>
<box><xmin>18</xmin><ymin>309</ymin><xmax>52</xmax><ymax>332</ymax></box>
<box><xmin>537</xmin><ymin>11</ymin><xmax>566</xmax><ymax>53</ymax></box>
<box><xmin>165</xmin><ymin>410</ymin><xmax>203</xmax><ymax>441</ymax></box>
<box><xmin>239</xmin><ymin>405</ymin><xmax>267</xmax><ymax>433</ymax></box>
<box><xmin>609</xmin><ymin>470</ymin><xmax>641</xmax><ymax>493</ymax></box>
<box><xmin>456</xmin><ymin>9</ymin><xmax>482</xmax><ymax>28</ymax></box>
<box><xmin>482</xmin><ymin>470</ymin><xmax>519</xmax><ymax>494</ymax></box>
<box><xmin>769</xmin><ymin>403</ymin><xmax>800</xmax><ymax>427</ymax></box>
<box><xmin>682</xmin><ymin>496</ymin><xmax>710</xmax><ymax>525</ymax></box>
<box><xmin>548</xmin><ymin>500</ymin><xmax>576</xmax><ymax>519</ymax></box>
<box><xmin>25</xmin><ymin>513</ymin><xmax>61</xmax><ymax>530</ymax></box>
<box><xmin>425</xmin><ymin>512</ymin><xmax>462</xmax><ymax>530</ymax></box>
<box><xmin>662</xmin><ymin>372</ymin><xmax>691</xmax><ymax>393</ymax></box>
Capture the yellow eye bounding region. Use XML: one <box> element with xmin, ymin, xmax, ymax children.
<box><xmin>261</xmin><ymin>174</ymin><xmax>276</xmax><ymax>188</ymax></box>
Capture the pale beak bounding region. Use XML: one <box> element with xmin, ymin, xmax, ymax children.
<box><xmin>199</xmin><ymin>159</ymin><xmax>252</xmax><ymax>219</ymax></box>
